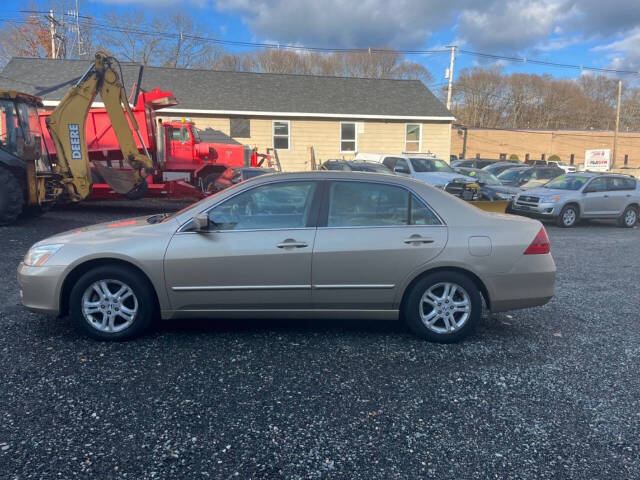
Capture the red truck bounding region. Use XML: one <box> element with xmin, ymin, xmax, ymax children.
<box><xmin>38</xmin><ymin>88</ymin><xmax>275</xmax><ymax>199</ymax></box>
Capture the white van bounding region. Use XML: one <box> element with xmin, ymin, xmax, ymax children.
<box><xmin>355</xmin><ymin>153</ymin><xmax>476</xmax><ymax>188</ymax></box>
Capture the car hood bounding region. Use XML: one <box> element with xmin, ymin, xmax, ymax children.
<box><xmin>516</xmin><ymin>187</ymin><xmax>571</xmax><ymax>197</ymax></box>
<box><xmin>413</xmin><ymin>172</ymin><xmax>477</xmax><ymax>186</ymax></box>
<box><xmin>33</xmin><ymin>215</ymin><xmax>175</xmax><ymax>247</ymax></box>
<box><xmin>484</xmin><ymin>185</ymin><xmax>522</xmax><ymax>195</ymax></box>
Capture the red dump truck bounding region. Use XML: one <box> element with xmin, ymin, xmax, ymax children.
<box><xmin>38</xmin><ymin>88</ymin><xmax>275</xmax><ymax>199</ymax></box>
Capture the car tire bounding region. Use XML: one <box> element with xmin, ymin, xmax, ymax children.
<box><xmin>69</xmin><ymin>265</ymin><xmax>156</xmax><ymax>341</ymax></box>
<box><xmin>403</xmin><ymin>271</ymin><xmax>482</xmax><ymax>343</ymax></box>
<box><xmin>0</xmin><ymin>167</ymin><xmax>24</xmax><ymax>226</ymax></box>
<box><xmin>556</xmin><ymin>204</ymin><xmax>579</xmax><ymax>228</ymax></box>
<box><xmin>618</xmin><ymin>205</ymin><xmax>638</xmax><ymax>228</ymax></box>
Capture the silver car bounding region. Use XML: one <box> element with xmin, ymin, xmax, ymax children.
<box><xmin>18</xmin><ymin>172</ymin><xmax>556</xmax><ymax>343</ymax></box>
<box><xmin>511</xmin><ymin>172</ymin><xmax>640</xmax><ymax>228</ymax></box>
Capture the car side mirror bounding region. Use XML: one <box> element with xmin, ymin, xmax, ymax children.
<box><xmin>394</xmin><ymin>166</ymin><xmax>409</xmax><ymax>174</ymax></box>
<box><xmin>582</xmin><ymin>188</ymin><xmax>593</xmax><ymax>194</ymax></box>
<box><xmin>193</xmin><ymin>213</ymin><xmax>210</xmax><ymax>231</ymax></box>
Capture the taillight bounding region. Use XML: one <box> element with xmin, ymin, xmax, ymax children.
<box><xmin>524</xmin><ymin>227</ymin><xmax>550</xmax><ymax>255</ymax></box>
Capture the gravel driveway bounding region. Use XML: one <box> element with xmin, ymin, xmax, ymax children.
<box><xmin>1</xmin><ymin>201</ymin><xmax>639</xmax><ymax>479</ymax></box>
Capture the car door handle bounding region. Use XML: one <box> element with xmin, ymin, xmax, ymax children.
<box><xmin>277</xmin><ymin>240</ymin><xmax>308</xmax><ymax>249</ymax></box>
<box><xmin>403</xmin><ymin>236</ymin><xmax>434</xmax><ymax>245</ymax></box>
<box><xmin>603</xmin><ymin>195</ymin><xmax>609</xmax><ymax>198</ymax></box>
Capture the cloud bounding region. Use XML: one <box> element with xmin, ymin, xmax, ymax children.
<box><xmin>594</xmin><ymin>27</ymin><xmax>640</xmax><ymax>73</ymax></box>
<box><xmin>456</xmin><ymin>0</ymin><xmax>566</xmax><ymax>52</ymax></box>
<box><xmin>215</xmin><ymin>0</ymin><xmax>471</xmax><ymax>49</ymax></box>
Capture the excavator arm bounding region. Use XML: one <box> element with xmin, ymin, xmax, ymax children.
<box><xmin>45</xmin><ymin>52</ymin><xmax>154</xmax><ymax>201</ymax></box>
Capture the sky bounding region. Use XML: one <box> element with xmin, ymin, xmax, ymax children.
<box><xmin>2</xmin><ymin>0</ymin><xmax>639</xmax><ymax>86</ymax></box>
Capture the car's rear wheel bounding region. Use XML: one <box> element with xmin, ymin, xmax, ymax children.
<box><xmin>557</xmin><ymin>204</ymin><xmax>579</xmax><ymax>227</ymax></box>
<box><xmin>403</xmin><ymin>271</ymin><xmax>482</xmax><ymax>343</ymax></box>
<box><xmin>69</xmin><ymin>265</ymin><xmax>155</xmax><ymax>340</ymax></box>
<box><xmin>618</xmin><ymin>205</ymin><xmax>637</xmax><ymax>228</ymax></box>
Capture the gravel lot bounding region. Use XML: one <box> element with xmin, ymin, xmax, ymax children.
<box><xmin>1</xmin><ymin>201</ymin><xmax>639</xmax><ymax>479</ymax></box>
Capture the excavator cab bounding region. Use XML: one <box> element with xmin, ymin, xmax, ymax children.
<box><xmin>0</xmin><ymin>91</ymin><xmax>58</xmax><ymax>225</ymax></box>
<box><xmin>0</xmin><ymin>92</ymin><xmax>48</xmax><ymax>165</ymax></box>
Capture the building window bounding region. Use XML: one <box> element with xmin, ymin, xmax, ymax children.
<box><xmin>272</xmin><ymin>120</ymin><xmax>290</xmax><ymax>150</ymax></box>
<box><xmin>340</xmin><ymin>122</ymin><xmax>357</xmax><ymax>153</ymax></box>
<box><xmin>230</xmin><ymin>118</ymin><xmax>250</xmax><ymax>138</ymax></box>
<box><xmin>405</xmin><ymin>123</ymin><xmax>421</xmax><ymax>152</ymax></box>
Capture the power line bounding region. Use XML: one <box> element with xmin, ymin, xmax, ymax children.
<box><xmin>1</xmin><ymin>12</ymin><xmax>639</xmax><ymax>76</ymax></box>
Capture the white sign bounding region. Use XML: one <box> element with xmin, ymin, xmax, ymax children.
<box><xmin>584</xmin><ymin>149</ymin><xmax>611</xmax><ymax>171</ymax></box>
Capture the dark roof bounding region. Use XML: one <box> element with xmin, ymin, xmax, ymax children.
<box><xmin>0</xmin><ymin>57</ymin><xmax>453</xmax><ymax>119</ymax></box>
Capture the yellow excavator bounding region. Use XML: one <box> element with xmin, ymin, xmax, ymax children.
<box><xmin>0</xmin><ymin>52</ymin><xmax>153</xmax><ymax>225</ymax></box>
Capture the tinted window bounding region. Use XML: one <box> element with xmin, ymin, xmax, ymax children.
<box><xmin>610</xmin><ymin>177</ymin><xmax>636</xmax><ymax>190</ymax></box>
<box><xmin>382</xmin><ymin>157</ymin><xmax>398</xmax><ymax>170</ymax></box>
<box><xmin>208</xmin><ymin>181</ymin><xmax>316</xmax><ymax>230</ymax></box>
<box><xmin>327</xmin><ymin>182</ymin><xmax>439</xmax><ymax>227</ymax></box>
<box><xmin>544</xmin><ymin>175</ymin><xmax>588</xmax><ymax>190</ymax></box>
<box><xmin>587</xmin><ymin>177</ymin><xmax>607</xmax><ymax>192</ymax></box>
<box><xmin>410</xmin><ymin>158</ymin><xmax>454</xmax><ymax>173</ymax></box>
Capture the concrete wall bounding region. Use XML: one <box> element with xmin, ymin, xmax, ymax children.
<box><xmin>161</xmin><ymin>114</ymin><xmax>452</xmax><ymax>171</ymax></box>
<box><xmin>451</xmin><ymin>127</ymin><xmax>640</xmax><ymax>168</ymax></box>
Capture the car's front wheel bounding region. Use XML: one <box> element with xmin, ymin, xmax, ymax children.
<box><xmin>403</xmin><ymin>271</ymin><xmax>482</xmax><ymax>343</ymax></box>
<box><xmin>69</xmin><ymin>265</ymin><xmax>156</xmax><ymax>340</ymax></box>
<box><xmin>556</xmin><ymin>204</ymin><xmax>579</xmax><ymax>227</ymax></box>
<box><xmin>618</xmin><ymin>205</ymin><xmax>638</xmax><ymax>228</ymax></box>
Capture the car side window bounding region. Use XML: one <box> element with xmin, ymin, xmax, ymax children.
<box><xmin>396</xmin><ymin>158</ymin><xmax>410</xmax><ymax>171</ymax></box>
<box><xmin>587</xmin><ymin>177</ymin><xmax>607</xmax><ymax>192</ymax></box>
<box><xmin>327</xmin><ymin>181</ymin><xmax>439</xmax><ymax>227</ymax></box>
<box><xmin>382</xmin><ymin>157</ymin><xmax>396</xmax><ymax>170</ymax></box>
<box><xmin>610</xmin><ymin>177</ymin><xmax>636</xmax><ymax>190</ymax></box>
<box><xmin>208</xmin><ymin>181</ymin><xmax>317</xmax><ymax>231</ymax></box>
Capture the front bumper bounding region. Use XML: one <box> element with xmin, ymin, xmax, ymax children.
<box><xmin>17</xmin><ymin>262</ymin><xmax>65</xmax><ymax>315</ymax></box>
<box><xmin>511</xmin><ymin>200</ymin><xmax>561</xmax><ymax>218</ymax></box>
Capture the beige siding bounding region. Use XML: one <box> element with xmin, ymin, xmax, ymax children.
<box><xmin>157</xmin><ymin>113</ymin><xmax>452</xmax><ymax>171</ymax></box>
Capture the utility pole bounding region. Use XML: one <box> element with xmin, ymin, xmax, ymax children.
<box><xmin>445</xmin><ymin>45</ymin><xmax>457</xmax><ymax>111</ymax></box>
<box><xmin>612</xmin><ymin>79</ymin><xmax>622</xmax><ymax>169</ymax></box>
<box><xmin>48</xmin><ymin>10</ymin><xmax>56</xmax><ymax>59</ymax></box>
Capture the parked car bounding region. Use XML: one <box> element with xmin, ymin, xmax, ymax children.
<box><xmin>455</xmin><ymin>167</ymin><xmax>521</xmax><ymax>200</ymax></box>
<box><xmin>497</xmin><ymin>166</ymin><xmax>565</xmax><ymax>188</ymax></box>
<box><xmin>319</xmin><ymin>159</ymin><xmax>393</xmax><ymax>174</ymax></box>
<box><xmin>524</xmin><ymin>160</ymin><xmax>548</xmax><ymax>166</ymax></box>
<box><xmin>355</xmin><ymin>153</ymin><xmax>476</xmax><ymax>188</ymax></box>
<box><xmin>511</xmin><ymin>172</ymin><xmax>640</xmax><ymax>227</ymax></box>
<box><xmin>452</xmin><ymin>158</ymin><xmax>511</xmax><ymax>169</ymax></box>
<box><xmin>547</xmin><ymin>161</ymin><xmax>577</xmax><ymax>173</ymax></box>
<box><xmin>483</xmin><ymin>162</ymin><xmax>525</xmax><ymax>177</ymax></box>
<box><xmin>18</xmin><ymin>171</ymin><xmax>556</xmax><ymax>343</ymax></box>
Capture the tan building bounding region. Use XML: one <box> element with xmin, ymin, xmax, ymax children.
<box><xmin>0</xmin><ymin>58</ymin><xmax>454</xmax><ymax>171</ymax></box>
<box><xmin>452</xmin><ymin>126</ymin><xmax>640</xmax><ymax>168</ymax></box>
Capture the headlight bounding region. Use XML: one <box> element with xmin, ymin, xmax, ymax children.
<box><xmin>24</xmin><ymin>244</ymin><xmax>63</xmax><ymax>266</ymax></box>
<box><xmin>540</xmin><ymin>195</ymin><xmax>562</xmax><ymax>203</ymax></box>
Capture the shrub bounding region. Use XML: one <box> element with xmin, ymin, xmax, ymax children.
<box><xmin>509</xmin><ymin>154</ymin><xmax>519</xmax><ymax>161</ymax></box>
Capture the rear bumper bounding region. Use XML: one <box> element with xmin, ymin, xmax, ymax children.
<box><xmin>17</xmin><ymin>263</ymin><xmax>64</xmax><ymax>315</ymax></box>
<box><xmin>486</xmin><ymin>253</ymin><xmax>556</xmax><ymax>313</ymax></box>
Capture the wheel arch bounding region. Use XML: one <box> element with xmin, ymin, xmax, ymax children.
<box><xmin>562</xmin><ymin>201</ymin><xmax>581</xmax><ymax>215</ymax></box>
<box><xmin>59</xmin><ymin>257</ymin><xmax>160</xmax><ymax>317</ymax></box>
<box><xmin>399</xmin><ymin>266</ymin><xmax>492</xmax><ymax>313</ymax></box>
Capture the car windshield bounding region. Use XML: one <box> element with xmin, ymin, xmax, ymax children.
<box><xmin>350</xmin><ymin>163</ymin><xmax>390</xmax><ymax>173</ymax></box>
<box><xmin>498</xmin><ymin>168</ymin><xmax>527</xmax><ymax>181</ymax></box>
<box><xmin>543</xmin><ymin>175</ymin><xmax>589</xmax><ymax>190</ymax></box>
<box><xmin>465</xmin><ymin>170</ymin><xmax>501</xmax><ymax>185</ymax></box>
<box><xmin>409</xmin><ymin>157</ymin><xmax>454</xmax><ymax>173</ymax></box>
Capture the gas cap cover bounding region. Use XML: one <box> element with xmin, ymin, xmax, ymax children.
<box><xmin>468</xmin><ymin>236</ymin><xmax>492</xmax><ymax>257</ymax></box>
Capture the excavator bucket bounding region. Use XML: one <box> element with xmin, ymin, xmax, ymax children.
<box><xmin>94</xmin><ymin>163</ymin><xmax>139</xmax><ymax>194</ymax></box>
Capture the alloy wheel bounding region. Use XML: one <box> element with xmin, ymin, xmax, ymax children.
<box><xmin>81</xmin><ymin>279</ymin><xmax>139</xmax><ymax>333</ymax></box>
<box><xmin>419</xmin><ymin>282</ymin><xmax>472</xmax><ymax>334</ymax></box>
<box><xmin>563</xmin><ymin>208</ymin><xmax>576</xmax><ymax>226</ymax></box>
<box><xmin>625</xmin><ymin>208</ymin><xmax>637</xmax><ymax>226</ymax></box>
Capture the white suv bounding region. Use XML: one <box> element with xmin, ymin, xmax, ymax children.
<box><xmin>355</xmin><ymin>153</ymin><xmax>476</xmax><ymax>188</ymax></box>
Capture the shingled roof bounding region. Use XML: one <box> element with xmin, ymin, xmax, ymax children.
<box><xmin>0</xmin><ymin>57</ymin><xmax>454</xmax><ymax>120</ymax></box>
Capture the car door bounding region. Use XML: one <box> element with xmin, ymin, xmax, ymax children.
<box><xmin>164</xmin><ymin>180</ymin><xmax>320</xmax><ymax>314</ymax></box>
<box><xmin>608</xmin><ymin>177</ymin><xmax>636</xmax><ymax>214</ymax></box>
<box><xmin>311</xmin><ymin>180</ymin><xmax>447</xmax><ymax>312</ymax></box>
<box><xmin>581</xmin><ymin>177</ymin><xmax>610</xmax><ymax>216</ymax></box>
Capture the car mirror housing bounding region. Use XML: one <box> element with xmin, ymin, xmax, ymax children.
<box><xmin>193</xmin><ymin>213</ymin><xmax>210</xmax><ymax>231</ymax></box>
<box><xmin>394</xmin><ymin>166</ymin><xmax>409</xmax><ymax>174</ymax></box>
